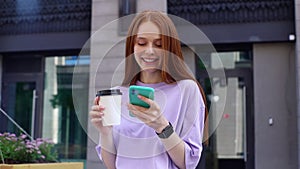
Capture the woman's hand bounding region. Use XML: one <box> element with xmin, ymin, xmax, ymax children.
<box><xmin>89</xmin><ymin>97</ymin><xmax>112</xmax><ymax>136</ymax></box>
<box><xmin>127</xmin><ymin>95</ymin><xmax>169</xmax><ymax>133</ymax></box>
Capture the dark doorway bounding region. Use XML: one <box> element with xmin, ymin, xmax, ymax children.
<box><xmin>196</xmin><ymin>49</ymin><xmax>254</xmax><ymax>169</ymax></box>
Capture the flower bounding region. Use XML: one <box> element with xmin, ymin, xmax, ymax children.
<box><xmin>0</xmin><ymin>132</ymin><xmax>58</xmax><ymax>164</ymax></box>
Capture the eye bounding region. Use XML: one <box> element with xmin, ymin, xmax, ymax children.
<box><xmin>138</xmin><ymin>42</ymin><xmax>146</xmax><ymax>46</ymax></box>
<box><xmin>154</xmin><ymin>40</ymin><xmax>162</xmax><ymax>48</ymax></box>
<box><xmin>136</xmin><ymin>39</ymin><xmax>146</xmax><ymax>46</ymax></box>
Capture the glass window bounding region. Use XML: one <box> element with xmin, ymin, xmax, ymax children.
<box><xmin>4</xmin><ymin>82</ymin><xmax>36</xmax><ymax>135</ymax></box>
<box><xmin>43</xmin><ymin>56</ymin><xmax>89</xmax><ymax>160</ymax></box>
<box><xmin>214</xmin><ymin>77</ymin><xmax>246</xmax><ymax>159</ymax></box>
<box><xmin>198</xmin><ymin>51</ymin><xmax>252</xmax><ymax>70</ymax></box>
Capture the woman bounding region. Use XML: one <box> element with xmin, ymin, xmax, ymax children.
<box><xmin>90</xmin><ymin>10</ymin><xmax>206</xmax><ymax>169</ymax></box>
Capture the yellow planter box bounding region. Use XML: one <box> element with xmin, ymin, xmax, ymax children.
<box><xmin>0</xmin><ymin>162</ymin><xmax>83</xmax><ymax>169</ymax></box>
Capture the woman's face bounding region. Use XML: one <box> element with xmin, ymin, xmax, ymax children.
<box><xmin>134</xmin><ymin>21</ymin><xmax>163</xmax><ymax>73</ymax></box>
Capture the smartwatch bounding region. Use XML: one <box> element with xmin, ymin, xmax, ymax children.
<box><xmin>156</xmin><ymin>122</ymin><xmax>174</xmax><ymax>139</ymax></box>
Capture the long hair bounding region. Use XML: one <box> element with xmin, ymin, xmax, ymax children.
<box><xmin>122</xmin><ymin>11</ymin><xmax>209</xmax><ymax>143</ymax></box>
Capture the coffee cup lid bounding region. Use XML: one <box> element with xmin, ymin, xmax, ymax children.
<box><xmin>96</xmin><ymin>89</ymin><xmax>122</xmax><ymax>96</ymax></box>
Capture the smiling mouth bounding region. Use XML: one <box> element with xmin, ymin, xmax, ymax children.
<box><xmin>142</xmin><ymin>57</ymin><xmax>158</xmax><ymax>63</ymax></box>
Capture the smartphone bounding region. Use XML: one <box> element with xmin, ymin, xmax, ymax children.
<box><xmin>129</xmin><ymin>85</ymin><xmax>155</xmax><ymax>108</ymax></box>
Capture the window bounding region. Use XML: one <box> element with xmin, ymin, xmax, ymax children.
<box><xmin>118</xmin><ymin>0</ymin><xmax>136</xmax><ymax>35</ymax></box>
<box><xmin>43</xmin><ymin>56</ymin><xmax>89</xmax><ymax>160</ymax></box>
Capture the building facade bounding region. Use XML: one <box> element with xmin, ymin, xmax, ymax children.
<box><xmin>0</xmin><ymin>0</ymin><xmax>299</xmax><ymax>169</ymax></box>
<box><xmin>0</xmin><ymin>0</ymin><xmax>92</xmax><ymax>165</ymax></box>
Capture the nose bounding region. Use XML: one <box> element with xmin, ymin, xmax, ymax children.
<box><xmin>145</xmin><ymin>44</ymin><xmax>154</xmax><ymax>55</ymax></box>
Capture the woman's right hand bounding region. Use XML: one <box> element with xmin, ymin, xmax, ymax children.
<box><xmin>89</xmin><ymin>97</ymin><xmax>112</xmax><ymax>136</ymax></box>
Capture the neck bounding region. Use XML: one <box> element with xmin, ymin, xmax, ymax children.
<box><xmin>140</xmin><ymin>70</ymin><xmax>163</xmax><ymax>84</ymax></box>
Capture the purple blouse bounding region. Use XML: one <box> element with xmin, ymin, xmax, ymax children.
<box><xmin>96</xmin><ymin>79</ymin><xmax>205</xmax><ymax>169</ymax></box>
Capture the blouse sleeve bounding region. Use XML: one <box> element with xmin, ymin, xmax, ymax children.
<box><xmin>179</xmin><ymin>80</ymin><xmax>205</xmax><ymax>168</ymax></box>
<box><xmin>95</xmin><ymin>144</ymin><xmax>103</xmax><ymax>161</ymax></box>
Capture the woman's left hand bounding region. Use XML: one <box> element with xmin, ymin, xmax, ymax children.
<box><xmin>127</xmin><ymin>95</ymin><xmax>169</xmax><ymax>133</ymax></box>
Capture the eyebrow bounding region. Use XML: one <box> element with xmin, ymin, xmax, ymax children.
<box><xmin>136</xmin><ymin>37</ymin><xmax>162</xmax><ymax>41</ymax></box>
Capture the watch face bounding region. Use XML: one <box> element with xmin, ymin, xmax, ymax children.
<box><xmin>157</xmin><ymin>122</ymin><xmax>174</xmax><ymax>139</ymax></box>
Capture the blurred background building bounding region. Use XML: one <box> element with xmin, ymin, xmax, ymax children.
<box><xmin>0</xmin><ymin>0</ymin><xmax>299</xmax><ymax>169</ymax></box>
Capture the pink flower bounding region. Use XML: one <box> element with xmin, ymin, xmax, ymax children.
<box><xmin>26</xmin><ymin>144</ymin><xmax>34</xmax><ymax>149</ymax></box>
<box><xmin>20</xmin><ymin>134</ymin><xmax>27</xmax><ymax>139</ymax></box>
<box><xmin>0</xmin><ymin>132</ymin><xmax>58</xmax><ymax>163</ymax></box>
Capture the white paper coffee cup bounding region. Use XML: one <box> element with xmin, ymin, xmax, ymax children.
<box><xmin>96</xmin><ymin>89</ymin><xmax>122</xmax><ymax>126</ymax></box>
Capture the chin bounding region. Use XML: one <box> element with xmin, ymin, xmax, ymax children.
<box><xmin>142</xmin><ymin>68</ymin><xmax>160</xmax><ymax>73</ymax></box>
